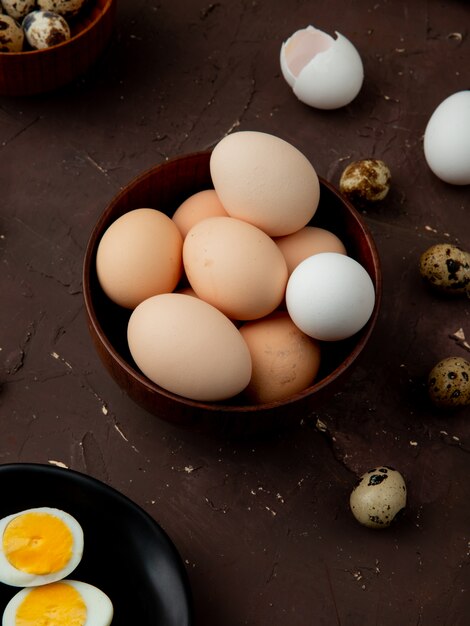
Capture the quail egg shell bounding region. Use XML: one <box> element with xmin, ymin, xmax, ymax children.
<box><xmin>428</xmin><ymin>356</ymin><xmax>470</xmax><ymax>408</ymax></box>
<box><xmin>0</xmin><ymin>14</ymin><xmax>24</xmax><ymax>51</ymax></box>
<box><xmin>0</xmin><ymin>507</ymin><xmax>84</xmax><ymax>587</ymax></box>
<box><xmin>419</xmin><ymin>243</ymin><xmax>470</xmax><ymax>296</ymax></box>
<box><xmin>280</xmin><ymin>25</ymin><xmax>364</xmax><ymax>109</ymax></box>
<box><xmin>37</xmin><ymin>0</ymin><xmax>87</xmax><ymax>17</ymax></box>
<box><xmin>1</xmin><ymin>0</ymin><xmax>36</xmax><ymax>20</ymax></box>
<box><xmin>2</xmin><ymin>580</ymin><xmax>113</xmax><ymax>626</ymax></box>
<box><xmin>23</xmin><ymin>10</ymin><xmax>71</xmax><ymax>50</ymax></box>
<box><xmin>350</xmin><ymin>466</ymin><xmax>407</xmax><ymax>529</ymax></box>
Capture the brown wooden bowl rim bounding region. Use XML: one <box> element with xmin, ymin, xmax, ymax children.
<box><xmin>83</xmin><ymin>151</ymin><xmax>382</xmax><ymax>414</ymax></box>
<box><xmin>0</xmin><ymin>0</ymin><xmax>115</xmax><ymax>58</ymax></box>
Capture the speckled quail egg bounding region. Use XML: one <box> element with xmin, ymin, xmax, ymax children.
<box><xmin>339</xmin><ymin>159</ymin><xmax>391</xmax><ymax>204</ymax></box>
<box><xmin>0</xmin><ymin>13</ymin><xmax>24</xmax><ymax>51</ymax></box>
<box><xmin>350</xmin><ymin>466</ymin><xmax>406</xmax><ymax>529</ymax></box>
<box><xmin>428</xmin><ymin>356</ymin><xmax>470</xmax><ymax>408</ymax></box>
<box><xmin>37</xmin><ymin>0</ymin><xmax>86</xmax><ymax>17</ymax></box>
<box><xmin>1</xmin><ymin>0</ymin><xmax>36</xmax><ymax>21</ymax></box>
<box><xmin>419</xmin><ymin>243</ymin><xmax>470</xmax><ymax>296</ymax></box>
<box><xmin>23</xmin><ymin>9</ymin><xmax>71</xmax><ymax>49</ymax></box>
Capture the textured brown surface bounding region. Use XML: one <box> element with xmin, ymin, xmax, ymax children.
<box><xmin>1</xmin><ymin>1</ymin><xmax>469</xmax><ymax>624</ymax></box>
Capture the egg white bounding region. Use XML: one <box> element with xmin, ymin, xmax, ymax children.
<box><xmin>0</xmin><ymin>507</ymin><xmax>84</xmax><ymax>587</ymax></box>
<box><xmin>2</xmin><ymin>580</ymin><xmax>114</xmax><ymax>626</ymax></box>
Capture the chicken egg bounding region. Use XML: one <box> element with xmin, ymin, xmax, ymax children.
<box><xmin>172</xmin><ymin>189</ymin><xmax>229</xmax><ymax>238</ymax></box>
<box><xmin>280</xmin><ymin>25</ymin><xmax>364</xmax><ymax>109</ymax></box>
<box><xmin>286</xmin><ymin>252</ymin><xmax>375</xmax><ymax>341</ymax></box>
<box><xmin>183</xmin><ymin>216</ymin><xmax>288</xmax><ymax>320</ymax></box>
<box><xmin>128</xmin><ymin>293</ymin><xmax>252</xmax><ymax>401</ymax></box>
<box><xmin>210</xmin><ymin>131</ymin><xmax>320</xmax><ymax>237</ymax></box>
<box><xmin>0</xmin><ymin>507</ymin><xmax>83</xmax><ymax>587</ymax></box>
<box><xmin>274</xmin><ymin>226</ymin><xmax>346</xmax><ymax>276</ymax></box>
<box><xmin>96</xmin><ymin>208</ymin><xmax>183</xmax><ymax>309</ymax></box>
<box><xmin>2</xmin><ymin>580</ymin><xmax>113</xmax><ymax>626</ymax></box>
<box><xmin>239</xmin><ymin>311</ymin><xmax>321</xmax><ymax>404</ymax></box>
<box><xmin>423</xmin><ymin>90</ymin><xmax>470</xmax><ymax>185</ymax></box>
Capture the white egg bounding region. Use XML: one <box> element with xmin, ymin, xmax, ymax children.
<box><xmin>280</xmin><ymin>25</ymin><xmax>364</xmax><ymax>109</ymax></box>
<box><xmin>285</xmin><ymin>252</ymin><xmax>375</xmax><ymax>341</ymax></box>
<box><xmin>0</xmin><ymin>507</ymin><xmax>83</xmax><ymax>587</ymax></box>
<box><xmin>423</xmin><ymin>90</ymin><xmax>470</xmax><ymax>185</ymax></box>
<box><xmin>2</xmin><ymin>580</ymin><xmax>113</xmax><ymax>626</ymax></box>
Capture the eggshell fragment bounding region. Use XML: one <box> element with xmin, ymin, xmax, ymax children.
<box><xmin>350</xmin><ymin>466</ymin><xmax>407</xmax><ymax>529</ymax></box>
<box><xmin>423</xmin><ymin>90</ymin><xmax>470</xmax><ymax>185</ymax></box>
<box><xmin>172</xmin><ymin>189</ymin><xmax>229</xmax><ymax>238</ymax></box>
<box><xmin>239</xmin><ymin>311</ymin><xmax>321</xmax><ymax>404</ymax></box>
<box><xmin>275</xmin><ymin>226</ymin><xmax>346</xmax><ymax>276</ymax></box>
<box><xmin>286</xmin><ymin>252</ymin><xmax>375</xmax><ymax>341</ymax></box>
<box><xmin>280</xmin><ymin>25</ymin><xmax>364</xmax><ymax>110</ymax></box>
<box><xmin>127</xmin><ymin>293</ymin><xmax>252</xmax><ymax>402</ymax></box>
<box><xmin>96</xmin><ymin>208</ymin><xmax>183</xmax><ymax>309</ymax></box>
<box><xmin>210</xmin><ymin>131</ymin><xmax>320</xmax><ymax>237</ymax></box>
<box><xmin>183</xmin><ymin>216</ymin><xmax>288</xmax><ymax>320</ymax></box>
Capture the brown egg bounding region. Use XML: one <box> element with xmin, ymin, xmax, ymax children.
<box><xmin>274</xmin><ymin>226</ymin><xmax>347</xmax><ymax>276</ymax></box>
<box><xmin>239</xmin><ymin>311</ymin><xmax>321</xmax><ymax>403</ymax></box>
<box><xmin>210</xmin><ymin>131</ymin><xmax>320</xmax><ymax>236</ymax></box>
<box><xmin>127</xmin><ymin>293</ymin><xmax>252</xmax><ymax>402</ymax></box>
<box><xmin>172</xmin><ymin>189</ymin><xmax>229</xmax><ymax>239</ymax></box>
<box><xmin>183</xmin><ymin>216</ymin><xmax>288</xmax><ymax>320</ymax></box>
<box><xmin>96</xmin><ymin>208</ymin><xmax>183</xmax><ymax>309</ymax></box>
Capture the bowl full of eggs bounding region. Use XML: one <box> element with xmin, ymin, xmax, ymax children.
<box><xmin>0</xmin><ymin>0</ymin><xmax>116</xmax><ymax>96</ymax></box>
<box><xmin>83</xmin><ymin>131</ymin><xmax>382</xmax><ymax>437</ymax></box>
<box><xmin>0</xmin><ymin>463</ymin><xmax>192</xmax><ymax>626</ymax></box>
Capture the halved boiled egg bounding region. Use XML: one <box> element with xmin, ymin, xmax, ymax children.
<box><xmin>0</xmin><ymin>507</ymin><xmax>83</xmax><ymax>587</ymax></box>
<box><xmin>2</xmin><ymin>580</ymin><xmax>113</xmax><ymax>626</ymax></box>
<box><xmin>280</xmin><ymin>25</ymin><xmax>364</xmax><ymax>109</ymax></box>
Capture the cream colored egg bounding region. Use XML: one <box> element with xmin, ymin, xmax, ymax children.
<box><xmin>350</xmin><ymin>467</ymin><xmax>407</xmax><ymax>528</ymax></box>
<box><xmin>239</xmin><ymin>311</ymin><xmax>321</xmax><ymax>404</ymax></box>
<box><xmin>2</xmin><ymin>580</ymin><xmax>113</xmax><ymax>626</ymax></box>
<box><xmin>183</xmin><ymin>216</ymin><xmax>288</xmax><ymax>320</ymax></box>
<box><xmin>172</xmin><ymin>189</ymin><xmax>229</xmax><ymax>238</ymax></box>
<box><xmin>0</xmin><ymin>507</ymin><xmax>83</xmax><ymax>587</ymax></box>
<box><xmin>96</xmin><ymin>208</ymin><xmax>183</xmax><ymax>309</ymax></box>
<box><xmin>210</xmin><ymin>131</ymin><xmax>320</xmax><ymax>237</ymax></box>
<box><xmin>275</xmin><ymin>226</ymin><xmax>346</xmax><ymax>276</ymax></box>
<box><xmin>127</xmin><ymin>293</ymin><xmax>252</xmax><ymax>401</ymax></box>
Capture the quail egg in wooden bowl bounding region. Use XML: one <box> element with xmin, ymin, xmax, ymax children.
<box><xmin>0</xmin><ymin>0</ymin><xmax>116</xmax><ymax>96</ymax></box>
<box><xmin>83</xmin><ymin>134</ymin><xmax>382</xmax><ymax>437</ymax></box>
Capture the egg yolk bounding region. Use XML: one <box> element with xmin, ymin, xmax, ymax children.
<box><xmin>15</xmin><ymin>582</ymin><xmax>87</xmax><ymax>626</ymax></box>
<box><xmin>3</xmin><ymin>512</ymin><xmax>73</xmax><ymax>575</ymax></box>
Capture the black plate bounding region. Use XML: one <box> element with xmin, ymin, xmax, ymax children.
<box><xmin>0</xmin><ymin>463</ymin><xmax>192</xmax><ymax>625</ymax></box>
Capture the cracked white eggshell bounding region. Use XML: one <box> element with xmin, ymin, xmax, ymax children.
<box><xmin>280</xmin><ymin>25</ymin><xmax>364</xmax><ymax>110</ymax></box>
<box><xmin>423</xmin><ymin>90</ymin><xmax>470</xmax><ymax>185</ymax></box>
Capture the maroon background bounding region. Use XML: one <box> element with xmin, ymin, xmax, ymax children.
<box><xmin>1</xmin><ymin>1</ymin><xmax>469</xmax><ymax>624</ymax></box>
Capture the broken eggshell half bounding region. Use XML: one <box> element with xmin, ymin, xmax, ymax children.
<box><xmin>280</xmin><ymin>25</ymin><xmax>364</xmax><ymax>110</ymax></box>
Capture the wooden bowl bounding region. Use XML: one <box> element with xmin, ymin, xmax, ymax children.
<box><xmin>0</xmin><ymin>0</ymin><xmax>116</xmax><ymax>96</ymax></box>
<box><xmin>83</xmin><ymin>151</ymin><xmax>382</xmax><ymax>437</ymax></box>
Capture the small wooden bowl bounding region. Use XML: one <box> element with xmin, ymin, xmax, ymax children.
<box><xmin>0</xmin><ymin>0</ymin><xmax>116</xmax><ymax>96</ymax></box>
<box><xmin>83</xmin><ymin>151</ymin><xmax>382</xmax><ymax>437</ymax></box>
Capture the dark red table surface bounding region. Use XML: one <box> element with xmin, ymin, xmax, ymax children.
<box><xmin>1</xmin><ymin>1</ymin><xmax>469</xmax><ymax>624</ymax></box>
